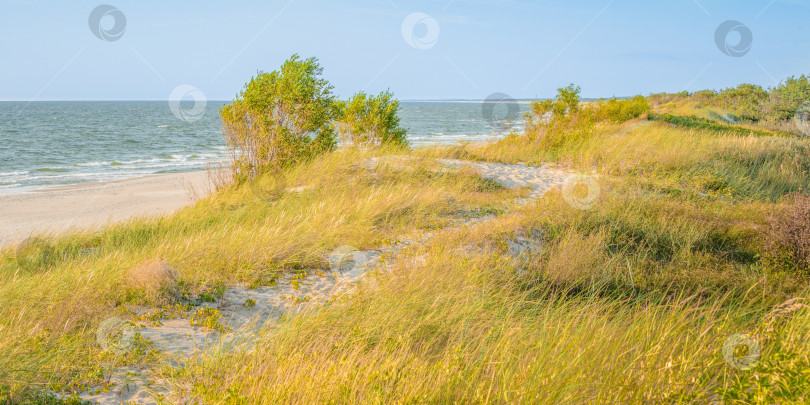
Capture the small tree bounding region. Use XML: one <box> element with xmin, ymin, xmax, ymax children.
<box><xmin>767</xmin><ymin>74</ymin><xmax>810</xmax><ymax>122</ymax></box>
<box><xmin>717</xmin><ymin>84</ymin><xmax>769</xmax><ymax>122</ymax></box>
<box><xmin>336</xmin><ymin>90</ymin><xmax>408</xmax><ymax>148</ymax></box>
<box><xmin>220</xmin><ymin>55</ymin><xmax>337</xmax><ymax>181</ymax></box>
<box><xmin>525</xmin><ymin>85</ymin><xmax>650</xmax><ymax>148</ymax></box>
<box><xmin>525</xmin><ymin>84</ymin><xmax>588</xmax><ymax>147</ymax></box>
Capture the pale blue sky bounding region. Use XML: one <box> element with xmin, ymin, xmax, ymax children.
<box><xmin>0</xmin><ymin>0</ymin><xmax>808</xmax><ymax>100</ymax></box>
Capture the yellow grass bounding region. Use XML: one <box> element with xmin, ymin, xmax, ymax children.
<box><xmin>2</xmin><ymin>117</ymin><xmax>810</xmax><ymax>403</ymax></box>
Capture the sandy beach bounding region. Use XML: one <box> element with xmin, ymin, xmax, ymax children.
<box><xmin>0</xmin><ymin>171</ymin><xmax>213</xmax><ymax>249</ymax></box>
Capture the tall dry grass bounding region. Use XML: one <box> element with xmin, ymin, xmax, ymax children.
<box><xmin>166</xmin><ymin>191</ymin><xmax>810</xmax><ymax>403</ymax></box>
<box><xmin>764</xmin><ymin>194</ymin><xmax>810</xmax><ymax>275</ymax></box>
<box><xmin>157</xmin><ymin>115</ymin><xmax>810</xmax><ymax>403</ymax></box>
<box><xmin>3</xmin><ymin>110</ymin><xmax>810</xmax><ymax>402</ymax></box>
<box><xmin>0</xmin><ymin>148</ymin><xmax>518</xmax><ymax>400</ymax></box>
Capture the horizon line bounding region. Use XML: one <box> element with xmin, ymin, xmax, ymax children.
<box><xmin>0</xmin><ymin>97</ymin><xmax>627</xmax><ymax>102</ymax></box>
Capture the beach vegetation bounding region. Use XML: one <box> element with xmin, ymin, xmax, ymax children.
<box><xmin>525</xmin><ymin>84</ymin><xmax>650</xmax><ymax>149</ymax></box>
<box><xmin>3</xmin><ymin>75</ymin><xmax>810</xmax><ymax>403</ymax></box>
<box><xmin>220</xmin><ymin>56</ymin><xmax>410</xmax><ymax>184</ymax></box>
<box><xmin>220</xmin><ymin>55</ymin><xmax>338</xmax><ymax>181</ymax></box>
<box><xmin>189</xmin><ymin>307</ymin><xmax>227</xmax><ymax>333</ymax></box>
<box><xmin>648</xmin><ymin>73</ymin><xmax>810</xmax><ymax>135</ymax></box>
<box><xmin>764</xmin><ymin>193</ymin><xmax>810</xmax><ymax>275</ymax></box>
<box><xmin>767</xmin><ymin>74</ymin><xmax>810</xmax><ymax>122</ymax></box>
<box><xmin>124</xmin><ymin>259</ymin><xmax>179</xmax><ymax>306</ymax></box>
<box><xmin>337</xmin><ymin>90</ymin><xmax>408</xmax><ymax>148</ymax></box>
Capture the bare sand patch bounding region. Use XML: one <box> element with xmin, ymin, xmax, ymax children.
<box><xmin>0</xmin><ymin>171</ymin><xmax>212</xmax><ymax>249</ymax></box>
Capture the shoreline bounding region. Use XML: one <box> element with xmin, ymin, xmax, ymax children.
<box><xmin>0</xmin><ymin>170</ymin><xmax>213</xmax><ymax>249</ymax></box>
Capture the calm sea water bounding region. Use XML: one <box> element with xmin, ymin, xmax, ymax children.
<box><xmin>0</xmin><ymin>101</ymin><xmax>526</xmax><ymax>192</ymax></box>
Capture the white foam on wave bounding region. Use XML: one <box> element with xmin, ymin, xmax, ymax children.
<box><xmin>0</xmin><ymin>171</ymin><xmax>28</xmax><ymax>177</ymax></box>
<box><xmin>76</xmin><ymin>161</ymin><xmax>108</xmax><ymax>167</ymax></box>
<box><xmin>2</xmin><ymin>150</ymin><xmax>229</xmax><ymax>189</ymax></box>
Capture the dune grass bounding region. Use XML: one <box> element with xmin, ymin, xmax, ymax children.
<box><xmin>0</xmin><ymin>148</ymin><xmax>519</xmax><ymax>401</ymax></box>
<box><xmin>2</xmin><ymin>112</ymin><xmax>810</xmax><ymax>403</ymax></box>
<box><xmin>162</xmin><ymin>119</ymin><xmax>810</xmax><ymax>403</ymax></box>
<box><xmin>163</xmin><ymin>186</ymin><xmax>809</xmax><ymax>403</ymax></box>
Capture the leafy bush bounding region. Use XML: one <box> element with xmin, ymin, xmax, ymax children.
<box><xmin>716</xmin><ymin>84</ymin><xmax>769</xmax><ymax>122</ymax></box>
<box><xmin>648</xmin><ymin>91</ymin><xmax>690</xmax><ymax>106</ymax></box>
<box><xmin>691</xmin><ymin>89</ymin><xmax>717</xmax><ymax>105</ymax></box>
<box><xmin>525</xmin><ymin>85</ymin><xmax>648</xmax><ymax>148</ymax></box>
<box><xmin>767</xmin><ymin>74</ymin><xmax>810</xmax><ymax>122</ymax></box>
<box><xmin>336</xmin><ymin>90</ymin><xmax>408</xmax><ymax>147</ymax></box>
<box><xmin>591</xmin><ymin>95</ymin><xmax>650</xmax><ymax>122</ymax></box>
<box><xmin>221</xmin><ymin>55</ymin><xmax>338</xmax><ymax>181</ymax></box>
<box><xmin>524</xmin><ymin>84</ymin><xmax>592</xmax><ymax>148</ymax></box>
<box><xmin>764</xmin><ymin>194</ymin><xmax>810</xmax><ymax>275</ymax></box>
<box><xmin>221</xmin><ymin>56</ymin><xmax>410</xmax><ymax>180</ymax></box>
<box><xmin>672</xmin><ymin>75</ymin><xmax>810</xmax><ymax>134</ymax></box>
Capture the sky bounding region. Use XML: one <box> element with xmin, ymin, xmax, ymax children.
<box><xmin>0</xmin><ymin>0</ymin><xmax>808</xmax><ymax>101</ymax></box>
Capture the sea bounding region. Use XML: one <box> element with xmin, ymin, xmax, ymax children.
<box><xmin>0</xmin><ymin>101</ymin><xmax>527</xmax><ymax>193</ymax></box>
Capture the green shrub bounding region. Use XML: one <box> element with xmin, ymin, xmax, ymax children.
<box><xmin>525</xmin><ymin>84</ymin><xmax>592</xmax><ymax>148</ymax></box>
<box><xmin>648</xmin><ymin>91</ymin><xmax>690</xmax><ymax>106</ymax></box>
<box><xmin>525</xmin><ymin>85</ymin><xmax>648</xmax><ymax>149</ymax></box>
<box><xmin>592</xmin><ymin>95</ymin><xmax>650</xmax><ymax>122</ymax></box>
<box><xmin>221</xmin><ymin>55</ymin><xmax>338</xmax><ymax>181</ymax></box>
<box><xmin>767</xmin><ymin>74</ymin><xmax>810</xmax><ymax>122</ymax></box>
<box><xmin>674</xmin><ymin>75</ymin><xmax>810</xmax><ymax>134</ymax></box>
<box><xmin>691</xmin><ymin>90</ymin><xmax>717</xmax><ymax>105</ymax></box>
<box><xmin>716</xmin><ymin>83</ymin><xmax>769</xmax><ymax>122</ymax></box>
<box><xmin>336</xmin><ymin>90</ymin><xmax>408</xmax><ymax>147</ymax></box>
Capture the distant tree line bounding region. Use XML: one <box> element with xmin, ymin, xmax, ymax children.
<box><xmin>649</xmin><ymin>75</ymin><xmax>810</xmax><ymax>134</ymax></box>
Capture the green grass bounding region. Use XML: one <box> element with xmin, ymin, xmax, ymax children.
<box><xmin>647</xmin><ymin>113</ymin><xmax>789</xmax><ymax>138</ymax></box>
<box><xmin>2</xmin><ymin>111</ymin><xmax>810</xmax><ymax>403</ymax></box>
